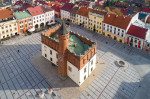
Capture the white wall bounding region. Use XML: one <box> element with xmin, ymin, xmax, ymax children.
<box><xmin>33</xmin><ymin>14</ymin><xmax>45</xmax><ymax>28</ymax></box>
<box><xmin>67</xmin><ymin>54</ymin><xmax>96</xmax><ymax>86</ymax></box>
<box><xmin>45</xmin><ymin>10</ymin><xmax>55</xmax><ymax>25</ymax></box>
<box><xmin>61</xmin><ymin>10</ymin><xmax>70</xmax><ymax>20</ymax></box>
<box><xmin>42</xmin><ymin>43</ymin><xmax>58</xmax><ymax>65</ymax></box>
<box><xmin>0</xmin><ymin>19</ymin><xmax>18</xmax><ymax>39</ymax></box>
<box><xmin>103</xmin><ymin>23</ymin><xmax>126</xmax><ymax>38</ymax></box>
<box><xmin>67</xmin><ymin>61</ymin><xmax>80</xmax><ymax>85</ymax></box>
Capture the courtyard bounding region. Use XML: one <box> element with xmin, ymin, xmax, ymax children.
<box><xmin>0</xmin><ymin>23</ymin><xmax>150</xmax><ymax>99</ymax></box>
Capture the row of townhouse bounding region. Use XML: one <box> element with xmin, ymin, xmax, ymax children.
<box><xmin>0</xmin><ymin>6</ymin><xmax>55</xmax><ymax>39</ymax></box>
<box><xmin>60</xmin><ymin>4</ymin><xmax>150</xmax><ymax>53</ymax></box>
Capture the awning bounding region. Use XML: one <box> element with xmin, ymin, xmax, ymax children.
<box><xmin>28</xmin><ymin>27</ymin><xmax>35</xmax><ymax>32</ymax></box>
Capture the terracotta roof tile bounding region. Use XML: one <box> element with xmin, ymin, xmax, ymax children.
<box><xmin>70</xmin><ymin>7</ymin><xmax>79</xmax><ymax>14</ymax></box>
<box><xmin>127</xmin><ymin>25</ymin><xmax>148</xmax><ymax>39</ymax></box>
<box><xmin>103</xmin><ymin>13</ymin><xmax>131</xmax><ymax>30</ymax></box>
<box><xmin>51</xmin><ymin>4</ymin><xmax>63</xmax><ymax>12</ymax></box>
<box><xmin>61</xmin><ymin>3</ymin><xmax>75</xmax><ymax>12</ymax></box>
<box><xmin>0</xmin><ymin>9</ymin><xmax>14</xmax><ymax>20</ymax></box>
<box><xmin>77</xmin><ymin>7</ymin><xmax>92</xmax><ymax>17</ymax></box>
<box><xmin>27</xmin><ymin>6</ymin><xmax>44</xmax><ymax>16</ymax></box>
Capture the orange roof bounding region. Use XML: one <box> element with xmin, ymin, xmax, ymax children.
<box><xmin>103</xmin><ymin>13</ymin><xmax>131</xmax><ymax>30</ymax></box>
<box><xmin>77</xmin><ymin>7</ymin><xmax>92</xmax><ymax>17</ymax></box>
<box><xmin>48</xmin><ymin>1</ymin><xmax>62</xmax><ymax>7</ymax></box>
<box><xmin>0</xmin><ymin>9</ymin><xmax>14</xmax><ymax>20</ymax></box>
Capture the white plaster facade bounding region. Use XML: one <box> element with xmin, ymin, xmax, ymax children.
<box><xmin>41</xmin><ymin>43</ymin><xmax>58</xmax><ymax>65</ymax></box>
<box><xmin>0</xmin><ymin>19</ymin><xmax>18</xmax><ymax>39</ymax></box>
<box><xmin>67</xmin><ymin>54</ymin><xmax>96</xmax><ymax>86</ymax></box>
<box><xmin>33</xmin><ymin>14</ymin><xmax>45</xmax><ymax>29</ymax></box>
<box><xmin>60</xmin><ymin>10</ymin><xmax>70</xmax><ymax>20</ymax></box>
<box><xmin>103</xmin><ymin>23</ymin><xmax>126</xmax><ymax>38</ymax></box>
<box><xmin>45</xmin><ymin>10</ymin><xmax>55</xmax><ymax>25</ymax></box>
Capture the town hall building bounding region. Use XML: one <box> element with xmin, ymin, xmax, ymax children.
<box><xmin>41</xmin><ymin>22</ymin><xmax>97</xmax><ymax>86</ymax></box>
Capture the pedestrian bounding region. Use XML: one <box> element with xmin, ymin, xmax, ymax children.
<box><xmin>17</xmin><ymin>50</ymin><xmax>19</xmax><ymax>53</ymax></box>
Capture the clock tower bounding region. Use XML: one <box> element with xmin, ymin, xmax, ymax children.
<box><xmin>57</xmin><ymin>22</ymin><xmax>70</xmax><ymax>78</ymax></box>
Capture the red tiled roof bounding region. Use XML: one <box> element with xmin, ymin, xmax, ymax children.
<box><xmin>51</xmin><ymin>4</ymin><xmax>63</xmax><ymax>12</ymax></box>
<box><xmin>142</xmin><ymin>7</ymin><xmax>150</xmax><ymax>13</ymax></box>
<box><xmin>121</xmin><ymin>9</ymin><xmax>128</xmax><ymax>15</ymax></box>
<box><xmin>127</xmin><ymin>25</ymin><xmax>148</xmax><ymax>39</ymax></box>
<box><xmin>103</xmin><ymin>13</ymin><xmax>131</xmax><ymax>30</ymax></box>
<box><xmin>61</xmin><ymin>3</ymin><xmax>75</xmax><ymax>12</ymax></box>
<box><xmin>14</xmin><ymin>0</ymin><xmax>23</xmax><ymax>5</ymax></box>
<box><xmin>115</xmin><ymin>2</ymin><xmax>129</xmax><ymax>8</ymax></box>
<box><xmin>17</xmin><ymin>3</ymin><xmax>33</xmax><ymax>11</ymax></box>
<box><xmin>0</xmin><ymin>9</ymin><xmax>14</xmax><ymax>20</ymax></box>
<box><xmin>27</xmin><ymin>6</ymin><xmax>44</xmax><ymax>16</ymax></box>
<box><xmin>77</xmin><ymin>7</ymin><xmax>92</xmax><ymax>17</ymax></box>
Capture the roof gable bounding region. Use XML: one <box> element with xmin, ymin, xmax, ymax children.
<box><xmin>103</xmin><ymin>13</ymin><xmax>131</xmax><ymax>30</ymax></box>
<box><xmin>0</xmin><ymin>9</ymin><xmax>14</xmax><ymax>20</ymax></box>
<box><xmin>61</xmin><ymin>3</ymin><xmax>75</xmax><ymax>12</ymax></box>
<box><xmin>27</xmin><ymin>6</ymin><xmax>44</xmax><ymax>16</ymax></box>
<box><xmin>77</xmin><ymin>7</ymin><xmax>92</xmax><ymax>17</ymax></box>
<box><xmin>127</xmin><ymin>25</ymin><xmax>148</xmax><ymax>39</ymax></box>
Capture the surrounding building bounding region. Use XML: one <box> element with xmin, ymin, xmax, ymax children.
<box><xmin>51</xmin><ymin>4</ymin><xmax>63</xmax><ymax>18</ymax></box>
<box><xmin>0</xmin><ymin>9</ymin><xmax>18</xmax><ymax>39</ymax></box>
<box><xmin>70</xmin><ymin>7</ymin><xmax>79</xmax><ymax>24</ymax></box>
<box><xmin>103</xmin><ymin>13</ymin><xmax>131</xmax><ymax>43</ymax></box>
<box><xmin>60</xmin><ymin>3</ymin><xmax>75</xmax><ymax>21</ymax></box>
<box><xmin>76</xmin><ymin>7</ymin><xmax>92</xmax><ymax>28</ymax></box>
<box><xmin>27</xmin><ymin>6</ymin><xmax>45</xmax><ymax>29</ymax></box>
<box><xmin>88</xmin><ymin>10</ymin><xmax>107</xmax><ymax>34</ymax></box>
<box><xmin>14</xmin><ymin>10</ymin><xmax>33</xmax><ymax>34</ymax></box>
<box><xmin>41</xmin><ymin>22</ymin><xmax>97</xmax><ymax>86</ymax></box>
<box><xmin>126</xmin><ymin>25</ymin><xmax>148</xmax><ymax>49</ymax></box>
<box><xmin>42</xmin><ymin>6</ymin><xmax>55</xmax><ymax>26</ymax></box>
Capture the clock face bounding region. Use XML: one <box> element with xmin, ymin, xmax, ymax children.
<box><xmin>59</xmin><ymin>57</ymin><xmax>62</xmax><ymax>61</ymax></box>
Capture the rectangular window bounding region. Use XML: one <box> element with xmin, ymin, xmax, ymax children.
<box><xmin>91</xmin><ymin>60</ymin><xmax>93</xmax><ymax>65</ymax></box>
<box><xmin>45</xmin><ymin>54</ymin><xmax>47</xmax><ymax>57</ymax></box>
<box><xmin>50</xmin><ymin>50</ymin><xmax>52</xmax><ymax>55</ymax></box>
<box><xmin>50</xmin><ymin>58</ymin><xmax>52</xmax><ymax>61</ymax></box>
<box><xmin>84</xmin><ymin>68</ymin><xmax>86</xmax><ymax>73</ymax></box>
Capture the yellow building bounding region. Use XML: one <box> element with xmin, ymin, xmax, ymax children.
<box><xmin>103</xmin><ymin>13</ymin><xmax>131</xmax><ymax>43</ymax></box>
<box><xmin>0</xmin><ymin>9</ymin><xmax>18</xmax><ymax>39</ymax></box>
<box><xmin>88</xmin><ymin>10</ymin><xmax>107</xmax><ymax>34</ymax></box>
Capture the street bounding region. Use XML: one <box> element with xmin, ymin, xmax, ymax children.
<box><xmin>0</xmin><ymin>21</ymin><xmax>150</xmax><ymax>99</ymax></box>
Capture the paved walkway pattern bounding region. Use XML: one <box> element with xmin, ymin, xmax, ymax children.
<box><xmin>0</xmin><ymin>34</ymin><xmax>62</xmax><ymax>99</ymax></box>
<box><xmin>0</xmin><ymin>22</ymin><xmax>150</xmax><ymax>99</ymax></box>
<box><xmin>79</xmin><ymin>52</ymin><xmax>140</xmax><ymax>99</ymax></box>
